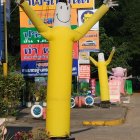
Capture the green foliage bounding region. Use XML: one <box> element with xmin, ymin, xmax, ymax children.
<box><xmin>0</xmin><ymin>53</ymin><xmax>20</xmax><ymax>74</ymax></box>
<box><xmin>25</xmin><ymin>80</ymin><xmax>47</xmax><ymax>102</ymax></box>
<box><xmin>99</xmin><ymin>27</ymin><xmax>132</xmax><ymax>71</ymax></box>
<box><xmin>99</xmin><ymin>0</ymin><xmax>140</xmax><ymax>76</ymax></box>
<box><xmin>34</xmin><ymin>84</ymin><xmax>47</xmax><ymax>102</ymax></box>
<box><xmin>0</xmin><ymin>74</ymin><xmax>25</xmax><ymax>117</ymax></box>
<box><xmin>99</xmin><ymin>27</ymin><xmax>115</xmax><ymax>55</ymax></box>
<box><xmin>25</xmin><ymin>80</ymin><xmax>36</xmax><ymax>101</ymax></box>
<box><xmin>39</xmin><ymin>85</ymin><xmax>47</xmax><ymax>101</ymax></box>
<box><xmin>90</xmin><ymin>26</ymin><xmax>133</xmax><ymax>78</ymax></box>
<box><xmin>8</xmin><ymin>53</ymin><xmax>21</xmax><ymax>72</ymax></box>
<box><xmin>32</xmin><ymin>128</ymin><xmax>48</xmax><ymax>140</ymax></box>
<box><xmin>72</xmin><ymin>81</ymin><xmax>90</xmax><ymax>97</ymax></box>
<box><xmin>8</xmin><ymin>0</ymin><xmax>20</xmax><ymax>44</ymax></box>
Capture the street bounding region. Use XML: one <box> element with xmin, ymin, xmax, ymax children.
<box><xmin>6</xmin><ymin>93</ymin><xmax>140</xmax><ymax>140</ymax></box>
<box><xmin>72</xmin><ymin>93</ymin><xmax>140</xmax><ymax>140</ymax></box>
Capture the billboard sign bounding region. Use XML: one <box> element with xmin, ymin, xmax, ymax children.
<box><xmin>20</xmin><ymin>28</ymin><xmax>48</xmax><ymax>44</ymax></box>
<box><xmin>21</xmin><ymin>43</ymin><xmax>78</xmax><ymax>76</ymax></box>
<box><xmin>79</xmin><ymin>30</ymin><xmax>99</xmax><ymax>52</ymax></box>
<box><xmin>20</xmin><ymin>2</ymin><xmax>79</xmax><ymax>77</ymax></box>
<box><xmin>79</xmin><ymin>52</ymin><xmax>90</xmax><ymax>64</ymax></box>
<box><xmin>21</xmin><ymin>44</ymin><xmax>49</xmax><ymax>76</ymax></box>
<box><xmin>72</xmin><ymin>59</ymin><xmax>78</xmax><ymax>76</ymax></box>
<box><xmin>20</xmin><ymin>9</ymin><xmax>77</xmax><ymax>27</ymax></box>
<box><xmin>19</xmin><ymin>0</ymin><xmax>94</xmax><ymax>11</ymax></box>
<box><xmin>72</xmin><ymin>42</ymin><xmax>79</xmax><ymax>76</ymax></box>
<box><xmin>109</xmin><ymin>79</ymin><xmax>121</xmax><ymax>103</ymax></box>
<box><xmin>21</xmin><ymin>60</ymin><xmax>48</xmax><ymax>76</ymax></box>
<box><xmin>79</xmin><ymin>65</ymin><xmax>90</xmax><ymax>79</ymax></box>
<box><xmin>78</xmin><ymin>9</ymin><xmax>99</xmax><ymax>30</ymax></box>
<box><xmin>21</xmin><ymin>44</ymin><xmax>49</xmax><ymax>61</ymax></box>
<box><xmin>21</xmin><ymin>59</ymin><xmax>78</xmax><ymax>76</ymax></box>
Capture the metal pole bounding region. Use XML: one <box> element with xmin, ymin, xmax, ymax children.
<box><xmin>3</xmin><ymin>0</ymin><xmax>8</xmax><ymax>77</ymax></box>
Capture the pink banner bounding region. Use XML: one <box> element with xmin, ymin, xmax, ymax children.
<box><xmin>109</xmin><ymin>79</ymin><xmax>121</xmax><ymax>103</ymax></box>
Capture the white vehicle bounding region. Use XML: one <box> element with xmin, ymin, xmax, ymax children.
<box><xmin>82</xmin><ymin>40</ymin><xmax>96</xmax><ymax>46</ymax></box>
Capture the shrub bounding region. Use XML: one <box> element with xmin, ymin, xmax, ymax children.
<box><xmin>14</xmin><ymin>131</ymin><xmax>33</xmax><ymax>140</ymax></box>
<box><xmin>0</xmin><ymin>74</ymin><xmax>25</xmax><ymax>117</ymax></box>
<box><xmin>13</xmin><ymin>128</ymin><xmax>48</xmax><ymax>140</ymax></box>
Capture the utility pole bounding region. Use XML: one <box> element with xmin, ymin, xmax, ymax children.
<box><xmin>3</xmin><ymin>0</ymin><xmax>8</xmax><ymax>77</ymax></box>
<box><xmin>0</xmin><ymin>0</ymin><xmax>4</xmax><ymax>65</ymax></box>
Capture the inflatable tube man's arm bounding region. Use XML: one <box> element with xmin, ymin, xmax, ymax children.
<box><xmin>17</xmin><ymin>0</ymin><xmax>52</xmax><ymax>39</ymax></box>
<box><xmin>106</xmin><ymin>47</ymin><xmax>115</xmax><ymax>65</ymax></box>
<box><xmin>89</xmin><ymin>56</ymin><xmax>98</xmax><ymax>67</ymax></box>
<box><xmin>73</xmin><ymin>0</ymin><xmax>118</xmax><ymax>41</ymax></box>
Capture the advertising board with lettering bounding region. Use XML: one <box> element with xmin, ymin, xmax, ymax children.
<box><xmin>78</xmin><ymin>65</ymin><xmax>90</xmax><ymax>79</ymax></box>
<box><xmin>21</xmin><ymin>44</ymin><xmax>49</xmax><ymax>76</ymax></box>
<box><xmin>78</xmin><ymin>9</ymin><xmax>99</xmax><ymax>30</ymax></box>
<box><xmin>20</xmin><ymin>28</ymin><xmax>48</xmax><ymax>44</ymax></box>
<box><xmin>19</xmin><ymin>0</ymin><xmax>94</xmax><ymax>11</ymax></box>
<box><xmin>20</xmin><ymin>9</ymin><xmax>77</xmax><ymax>27</ymax></box>
<box><xmin>109</xmin><ymin>79</ymin><xmax>121</xmax><ymax>103</ymax></box>
<box><xmin>79</xmin><ymin>52</ymin><xmax>90</xmax><ymax>64</ymax></box>
<box><xmin>79</xmin><ymin>30</ymin><xmax>99</xmax><ymax>52</ymax></box>
<box><xmin>21</xmin><ymin>43</ymin><xmax>78</xmax><ymax>76</ymax></box>
<box><xmin>20</xmin><ymin>4</ymin><xmax>79</xmax><ymax>77</ymax></box>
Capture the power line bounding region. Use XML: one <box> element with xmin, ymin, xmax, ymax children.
<box><xmin>10</xmin><ymin>5</ymin><xmax>18</xmax><ymax>15</ymax></box>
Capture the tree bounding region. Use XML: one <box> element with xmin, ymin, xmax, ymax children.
<box><xmin>95</xmin><ymin>0</ymin><xmax>140</xmax><ymax>76</ymax></box>
<box><xmin>8</xmin><ymin>0</ymin><xmax>20</xmax><ymax>54</ymax></box>
<box><xmin>90</xmin><ymin>26</ymin><xmax>132</xmax><ymax>78</ymax></box>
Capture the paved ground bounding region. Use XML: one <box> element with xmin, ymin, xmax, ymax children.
<box><xmin>72</xmin><ymin>93</ymin><xmax>140</xmax><ymax>140</ymax></box>
<box><xmin>6</xmin><ymin>93</ymin><xmax>140</xmax><ymax>140</ymax></box>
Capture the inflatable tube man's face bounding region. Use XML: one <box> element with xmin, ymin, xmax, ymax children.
<box><xmin>98</xmin><ymin>53</ymin><xmax>105</xmax><ymax>62</ymax></box>
<box><xmin>54</xmin><ymin>1</ymin><xmax>71</xmax><ymax>27</ymax></box>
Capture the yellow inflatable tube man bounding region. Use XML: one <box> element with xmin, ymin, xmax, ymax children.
<box><xmin>17</xmin><ymin>0</ymin><xmax>118</xmax><ymax>138</ymax></box>
<box><xmin>89</xmin><ymin>47</ymin><xmax>115</xmax><ymax>106</ymax></box>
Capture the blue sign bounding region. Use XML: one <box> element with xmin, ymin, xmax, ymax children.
<box><xmin>21</xmin><ymin>60</ymin><xmax>48</xmax><ymax>77</ymax></box>
<box><xmin>21</xmin><ymin>59</ymin><xmax>78</xmax><ymax>77</ymax></box>
<box><xmin>72</xmin><ymin>59</ymin><xmax>78</xmax><ymax>76</ymax></box>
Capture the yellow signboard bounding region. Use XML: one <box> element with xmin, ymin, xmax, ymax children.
<box><xmin>20</xmin><ymin>9</ymin><xmax>77</xmax><ymax>27</ymax></box>
<box><xmin>19</xmin><ymin>0</ymin><xmax>94</xmax><ymax>11</ymax></box>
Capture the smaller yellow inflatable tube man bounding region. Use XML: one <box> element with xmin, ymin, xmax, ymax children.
<box><xmin>89</xmin><ymin>47</ymin><xmax>115</xmax><ymax>105</ymax></box>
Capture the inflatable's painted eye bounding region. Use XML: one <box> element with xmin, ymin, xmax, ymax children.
<box><xmin>60</xmin><ymin>6</ymin><xmax>62</xmax><ymax>9</ymax></box>
<box><xmin>67</xmin><ymin>6</ymin><xmax>69</xmax><ymax>10</ymax></box>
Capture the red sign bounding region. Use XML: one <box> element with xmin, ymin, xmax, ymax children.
<box><xmin>72</xmin><ymin>42</ymin><xmax>78</xmax><ymax>59</ymax></box>
<box><xmin>21</xmin><ymin>43</ymin><xmax>78</xmax><ymax>61</ymax></box>
<box><xmin>79</xmin><ymin>65</ymin><xmax>90</xmax><ymax>79</ymax></box>
<box><xmin>21</xmin><ymin>44</ymin><xmax>49</xmax><ymax>61</ymax></box>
